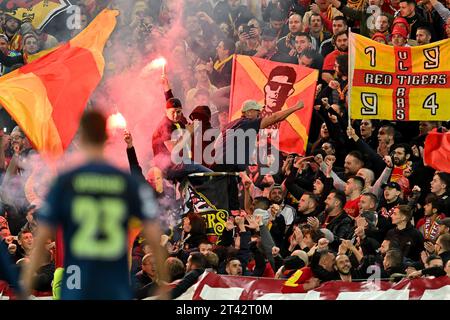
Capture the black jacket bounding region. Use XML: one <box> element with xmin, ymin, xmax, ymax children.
<box><xmin>318</xmin><ymin>210</ymin><xmax>355</xmax><ymax>251</ymax></box>
<box><xmin>386</xmin><ymin>224</ymin><xmax>424</xmax><ymax>262</ymax></box>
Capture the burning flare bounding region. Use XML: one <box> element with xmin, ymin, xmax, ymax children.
<box><xmin>141</xmin><ymin>57</ymin><xmax>167</xmax><ymax>77</ymax></box>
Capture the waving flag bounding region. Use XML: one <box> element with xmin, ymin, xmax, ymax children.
<box><xmin>0</xmin><ymin>9</ymin><xmax>118</xmax><ymax>157</ymax></box>
<box><xmin>229</xmin><ymin>55</ymin><xmax>318</xmax><ymax>155</ymax></box>
<box><xmin>349</xmin><ymin>32</ymin><xmax>450</xmax><ymax>121</ymax></box>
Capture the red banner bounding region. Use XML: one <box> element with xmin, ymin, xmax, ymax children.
<box><xmin>178</xmin><ymin>272</ymin><xmax>450</xmax><ymax>300</ymax></box>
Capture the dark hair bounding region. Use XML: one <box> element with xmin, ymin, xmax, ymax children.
<box><xmin>335</xmin><ymin>54</ymin><xmax>348</xmax><ymax>77</ymax></box>
<box><xmin>385</xmin><ymin>249</ymin><xmax>403</xmax><ymax>268</ymax></box>
<box><xmin>332</xmin><ymin>16</ymin><xmax>348</xmax><ymax>26</ymax></box>
<box><xmin>426</xmin><ymin>254</ymin><xmax>443</xmax><ymax>265</ymax></box>
<box><xmin>348</xmin><ymin>150</ymin><xmax>365</xmax><ymax>166</ymax></box>
<box><xmin>399</xmin><ymin>0</ymin><xmax>416</xmax><ymax>4</ymax></box>
<box><xmin>299</xmin><ymin>48</ymin><xmax>324</xmax><ymax>69</ymax></box>
<box><xmin>348</xmin><ymin>176</ymin><xmax>365</xmax><ymax>191</ymax></box>
<box><xmin>254</xmin><ymin>197</ymin><xmax>271</xmax><ymax>210</ymax></box>
<box><xmin>268</xmin><ymin>65</ymin><xmax>297</xmax><ymax>84</ymax></box>
<box><xmin>397</xmin><ymin>205</ymin><xmax>413</xmax><ymax>221</ymax></box>
<box><xmin>186</xmin><ymin>213</ymin><xmax>207</xmax><ymax>235</ymax></box>
<box><xmin>435</xmin><ymin>172</ymin><xmax>450</xmax><ymax>193</ymax></box>
<box><xmin>189</xmin><ymin>251</ymin><xmax>208</xmax><ymax>269</ymax></box>
<box><xmin>295</xmin><ymin>32</ymin><xmax>312</xmax><ymax>43</ymax></box>
<box><xmin>380</xmin><ymin>123</ymin><xmax>395</xmax><ymax>136</ymax></box>
<box><xmin>205</xmin><ymin>252</ymin><xmax>219</xmax><ymax>270</ymax></box>
<box><xmin>332</xmin><ymin>30</ymin><xmax>348</xmax><ymax>46</ymax></box>
<box><xmin>330</xmin><ymin>189</ymin><xmax>347</xmax><ymax>209</ymax></box>
<box><xmin>80</xmin><ymin>110</ymin><xmax>108</xmax><ymax>145</ymax></box>
<box><xmin>18</xmin><ymin>229</ymin><xmax>32</xmax><ymax>240</ymax></box>
<box><xmin>270</xmin><ymin>9</ymin><xmax>284</xmax><ymax>22</ymax></box>
<box><xmin>438</xmin><ymin>233</ymin><xmax>450</xmax><ymax>252</ymax></box>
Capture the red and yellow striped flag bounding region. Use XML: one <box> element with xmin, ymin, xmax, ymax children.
<box><xmin>0</xmin><ymin>9</ymin><xmax>118</xmax><ymax>157</ymax></box>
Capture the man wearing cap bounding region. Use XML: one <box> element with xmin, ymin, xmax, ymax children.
<box><xmin>255</xmin><ymin>27</ymin><xmax>297</xmax><ymax>63</ymax></box>
<box><xmin>372</xmin><ymin>32</ymin><xmax>388</xmax><ymax>44</ymax></box>
<box><xmin>379</xmin><ymin>181</ymin><xmax>405</xmax><ymax>219</ymax></box>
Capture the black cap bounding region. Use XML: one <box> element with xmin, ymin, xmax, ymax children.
<box><xmin>382</xmin><ymin>181</ymin><xmax>402</xmax><ymax>191</ymax></box>
<box><xmin>166</xmin><ymin>98</ymin><xmax>182</xmax><ymax>109</ymax></box>
<box><xmin>261</xmin><ymin>27</ymin><xmax>278</xmax><ymax>40</ymax></box>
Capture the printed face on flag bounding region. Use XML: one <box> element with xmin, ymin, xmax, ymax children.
<box><xmin>230</xmin><ymin>55</ymin><xmax>318</xmax><ymax>155</ymax></box>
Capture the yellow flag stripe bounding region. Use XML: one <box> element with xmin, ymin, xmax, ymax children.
<box><xmin>0</xmin><ymin>71</ymin><xmax>63</xmax><ymax>155</ymax></box>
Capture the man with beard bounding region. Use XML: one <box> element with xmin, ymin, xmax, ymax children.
<box><xmin>206</xmin><ymin>39</ymin><xmax>236</xmax><ymax>88</ymax></box>
<box><xmin>390</xmin><ymin>144</ymin><xmax>412</xmax><ymax>182</ymax></box>
<box><xmin>416</xmin><ymin>194</ymin><xmax>446</xmax><ymax>243</ymax></box>
<box><xmin>386</xmin><ymin>205</ymin><xmax>424</xmax><ymax>262</ymax></box>
<box><xmin>322</xmin><ymin>30</ymin><xmax>348</xmax><ymax>84</ymax></box>
<box><xmin>277</xmin><ymin>13</ymin><xmax>304</xmax><ymax>56</ymax></box>
<box><xmin>294</xmin><ymin>32</ymin><xmax>314</xmax><ymax>57</ymax></box>
<box><xmin>312</xmin><ymin>190</ymin><xmax>354</xmax><ymax>250</ymax></box>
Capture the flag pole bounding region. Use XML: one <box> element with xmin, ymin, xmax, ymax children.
<box><xmin>348</xmin><ymin>28</ymin><xmax>353</xmax><ymax>131</ymax></box>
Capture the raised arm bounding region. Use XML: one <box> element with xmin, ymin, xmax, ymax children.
<box><xmin>260</xmin><ymin>101</ymin><xmax>304</xmax><ymax>129</ymax></box>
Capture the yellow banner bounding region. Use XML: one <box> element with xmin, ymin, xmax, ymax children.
<box><xmin>349</xmin><ymin>32</ymin><xmax>450</xmax><ymax>121</ymax></box>
<box><xmin>2</xmin><ymin>0</ymin><xmax>71</xmax><ymax>30</ymax></box>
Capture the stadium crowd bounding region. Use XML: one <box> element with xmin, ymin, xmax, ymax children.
<box><xmin>1</xmin><ymin>0</ymin><xmax>450</xmax><ymax>299</ymax></box>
